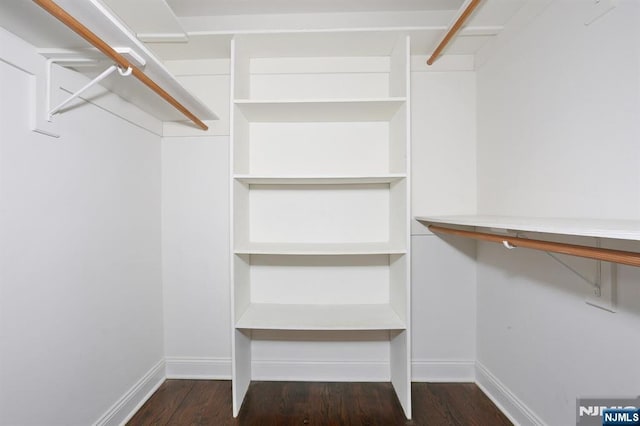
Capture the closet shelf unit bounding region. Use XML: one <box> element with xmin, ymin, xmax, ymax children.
<box><xmin>417</xmin><ymin>215</ymin><xmax>640</xmax><ymax>267</ymax></box>
<box><xmin>416</xmin><ymin>215</ymin><xmax>640</xmax><ymax>241</ymax></box>
<box><xmin>230</xmin><ymin>32</ymin><xmax>412</xmax><ymax>418</ymax></box>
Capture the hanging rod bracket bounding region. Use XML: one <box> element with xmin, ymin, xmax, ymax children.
<box><xmin>46</xmin><ymin>61</ymin><xmax>131</xmax><ymax>121</ymax></box>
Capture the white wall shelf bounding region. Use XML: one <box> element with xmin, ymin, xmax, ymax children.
<box><xmin>416</xmin><ymin>215</ymin><xmax>640</xmax><ymax>241</ymax></box>
<box><xmin>231</xmin><ymin>33</ymin><xmax>412</xmax><ymax>419</ymax></box>
<box><xmin>235</xmin><ymin>303</ymin><xmax>406</xmax><ymax>330</ymax></box>
<box><xmin>234</xmin><ymin>242</ymin><xmax>407</xmax><ymax>255</ymax></box>
<box><xmin>235</xmin><ymin>98</ymin><xmax>405</xmax><ymax>122</ymax></box>
<box><xmin>0</xmin><ymin>0</ymin><xmax>217</xmax><ymax>125</ymax></box>
<box><xmin>234</xmin><ymin>174</ymin><xmax>406</xmax><ymax>185</ymax></box>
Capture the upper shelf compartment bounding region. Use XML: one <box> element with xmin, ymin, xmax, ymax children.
<box><xmin>4</xmin><ymin>0</ymin><xmax>217</xmax><ymax>126</ymax></box>
<box><xmin>416</xmin><ymin>215</ymin><xmax>640</xmax><ymax>241</ymax></box>
<box><xmin>234</xmin><ymin>98</ymin><xmax>405</xmax><ymax>122</ymax></box>
<box><xmin>232</xmin><ymin>32</ymin><xmax>409</xmax><ymax>102</ymax></box>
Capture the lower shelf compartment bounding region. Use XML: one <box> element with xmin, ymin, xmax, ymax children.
<box><xmin>235</xmin><ymin>303</ymin><xmax>406</xmax><ymax>330</ymax></box>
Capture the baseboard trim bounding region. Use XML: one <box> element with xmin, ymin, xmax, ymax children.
<box><xmin>475</xmin><ymin>362</ymin><xmax>546</xmax><ymax>426</ymax></box>
<box><xmin>252</xmin><ymin>359</ymin><xmax>390</xmax><ymax>381</ymax></box>
<box><xmin>411</xmin><ymin>359</ymin><xmax>475</xmax><ymax>382</ymax></box>
<box><xmin>165</xmin><ymin>357</ymin><xmax>232</xmax><ymax>379</ymax></box>
<box><xmin>94</xmin><ymin>359</ymin><xmax>166</xmax><ymax>426</ymax></box>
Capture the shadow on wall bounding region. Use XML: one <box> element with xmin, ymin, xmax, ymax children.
<box><xmin>473</xmin><ymin>232</ymin><xmax>640</xmax><ymax>318</ymax></box>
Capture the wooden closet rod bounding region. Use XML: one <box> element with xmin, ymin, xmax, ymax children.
<box><xmin>33</xmin><ymin>0</ymin><xmax>209</xmax><ymax>131</ymax></box>
<box><xmin>427</xmin><ymin>0</ymin><xmax>482</xmax><ymax>65</ymax></box>
<box><xmin>429</xmin><ymin>224</ymin><xmax>640</xmax><ymax>268</ymax></box>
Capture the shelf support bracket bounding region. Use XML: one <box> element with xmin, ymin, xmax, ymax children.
<box><xmin>46</xmin><ymin>60</ymin><xmax>131</xmax><ymax>121</ymax></box>
<box><xmin>534</xmin><ymin>236</ymin><xmax>616</xmax><ymax>312</ymax></box>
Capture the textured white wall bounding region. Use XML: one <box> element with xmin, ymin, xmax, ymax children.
<box><xmin>0</xmin><ymin>41</ymin><xmax>163</xmax><ymax>425</ymax></box>
<box><xmin>476</xmin><ymin>1</ymin><xmax>640</xmax><ymax>424</ymax></box>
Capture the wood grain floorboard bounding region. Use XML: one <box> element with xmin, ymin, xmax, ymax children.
<box><xmin>127</xmin><ymin>380</ymin><xmax>512</xmax><ymax>426</ymax></box>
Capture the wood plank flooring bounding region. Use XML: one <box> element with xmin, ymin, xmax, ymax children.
<box><xmin>128</xmin><ymin>380</ymin><xmax>512</xmax><ymax>425</ymax></box>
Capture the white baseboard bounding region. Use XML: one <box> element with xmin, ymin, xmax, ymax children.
<box><xmin>94</xmin><ymin>359</ymin><xmax>166</xmax><ymax>426</ymax></box>
<box><xmin>475</xmin><ymin>362</ymin><xmax>546</xmax><ymax>426</ymax></box>
<box><xmin>165</xmin><ymin>357</ymin><xmax>232</xmax><ymax>379</ymax></box>
<box><xmin>411</xmin><ymin>359</ymin><xmax>475</xmax><ymax>382</ymax></box>
<box><xmin>164</xmin><ymin>357</ymin><xmax>477</xmax><ymax>383</ymax></box>
<box><xmin>251</xmin><ymin>359</ymin><xmax>390</xmax><ymax>381</ymax></box>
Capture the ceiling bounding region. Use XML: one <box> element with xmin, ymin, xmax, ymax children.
<box><xmin>0</xmin><ymin>0</ymin><xmax>526</xmax><ymax>62</ymax></box>
<box><xmin>165</xmin><ymin>0</ymin><xmax>465</xmax><ymax>16</ymax></box>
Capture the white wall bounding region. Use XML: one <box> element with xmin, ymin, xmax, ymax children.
<box><xmin>0</xmin><ymin>31</ymin><xmax>164</xmax><ymax>425</ymax></box>
<box><xmin>410</xmin><ymin>58</ymin><xmax>478</xmax><ymax>380</ymax></box>
<box><xmin>476</xmin><ymin>1</ymin><xmax>640</xmax><ymax>424</ymax></box>
<box><xmin>161</xmin><ymin>60</ymin><xmax>233</xmax><ymax>378</ymax></box>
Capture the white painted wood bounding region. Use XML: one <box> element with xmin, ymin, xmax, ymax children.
<box><xmin>251</xmin><ymin>73</ymin><xmax>390</xmax><ymax>100</ymax></box>
<box><xmin>234</xmin><ymin>175</ymin><xmax>406</xmax><ymax>184</ymax></box>
<box><xmin>230</xmin><ymin>32</ymin><xmax>412</xmax><ymax>418</ymax></box>
<box><xmin>246</xmin><ymin>121</ymin><xmax>390</xmax><ymax>175</ymax></box>
<box><xmin>0</xmin><ymin>0</ymin><xmax>217</xmax><ymax>125</ymax></box>
<box><xmin>235</xmin><ymin>98</ymin><xmax>405</xmax><ymax>122</ymax></box>
<box><xmin>94</xmin><ymin>360</ymin><xmax>166</xmax><ymax>426</ymax></box>
<box><xmin>234</xmin><ymin>242</ymin><xmax>406</xmax><ymax>255</ymax></box>
<box><xmin>232</xmin><ymin>330</ymin><xmax>251</xmax><ymax>416</ymax></box>
<box><xmin>393</xmin><ymin>34</ymin><xmax>412</xmax><ymax>419</ymax></box>
<box><xmin>416</xmin><ymin>215</ymin><xmax>640</xmax><ymax>241</ymax></box>
<box><xmin>232</xmin><ymin>31</ymin><xmax>405</xmax><ymax>58</ymax></box>
<box><xmin>390</xmin><ymin>331</ymin><xmax>411</xmax><ymax>418</ymax></box>
<box><xmin>235</xmin><ymin>304</ymin><xmax>406</xmax><ymax>330</ymax></box>
<box><xmin>251</xmin><ymin>56</ymin><xmax>390</xmax><ymax>74</ymax></box>
<box><xmin>247</xmin><ymin>184</ymin><xmax>390</xmax><ymax>244</ymax></box>
<box><xmin>248</xmin><ymin>254</ymin><xmax>390</xmax><ymax>305</ymax></box>
<box><xmin>389</xmin><ymin>103</ymin><xmax>408</xmax><ymax>173</ymax></box>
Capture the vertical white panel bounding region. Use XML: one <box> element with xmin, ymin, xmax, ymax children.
<box><xmin>390</xmin><ymin>330</ymin><xmax>411</xmax><ymax>418</ymax></box>
<box><xmin>232</xmin><ymin>329</ymin><xmax>252</xmax><ymax>416</ymax></box>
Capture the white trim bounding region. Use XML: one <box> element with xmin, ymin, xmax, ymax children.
<box><xmin>93</xmin><ymin>359</ymin><xmax>166</xmax><ymax>426</ymax></box>
<box><xmin>411</xmin><ymin>359</ymin><xmax>476</xmax><ymax>382</ymax></box>
<box><xmin>251</xmin><ymin>359</ymin><xmax>390</xmax><ymax>381</ymax></box>
<box><xmin>166</xmin><ymin>357</ymin><xmax>232</xmax><ymax>379</ymax></box>
<box><xmin>475</xmin><ymin>362</ymin><xmax>546</xmax><ymax>426</ymax></box>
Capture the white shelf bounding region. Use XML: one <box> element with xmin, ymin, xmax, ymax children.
<box><xmin>416</xmin><ymin>215</ymin><xmax>640</xmax><ymax>241</ymax></box>
<box><xmin>234</xmin><ymin>242</ymin><xmax>406</xmax><ymax>255</ymax></box>
<box><xmin>234</xmin><ymin>174</ymin><xmax>406</xmax><ymax>185</ymax></box>
<box><xmin>235</xmin><ymin>303</ymin><xmax>406</xmax><ymax>330</ymax></box>
<box><xmin>234</xmin><ymin>98</ymin><xmax>405</xmax><ymax>122</ymax></box>
<box><xmin>2</xmin><ymin>0</ymin><xmax>217</xmax><ymax>123</ymax></box>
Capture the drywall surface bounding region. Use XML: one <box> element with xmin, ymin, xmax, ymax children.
<box><xmin>476</xmin><ymin>1</ymin><xmax>640</xmax><ymax>424</ymax></box>
<box><xmin>0</xmin><ymin>51</ymin><xmax>163</xmax><ymax>426</ymax></box>
<box><xmin>411</xmin><ymin>63</ymin><xmax>477</xmax><ymax>380</ymax></box>
<box><xmin>411</xmin><ymin>64</ymin><xmax>477</xmax><ymax>231</ymax></box>
<box><xmin>161</xmin><ymin>135</ymin><xmax>231</xmax><ymax>376</ymax></box>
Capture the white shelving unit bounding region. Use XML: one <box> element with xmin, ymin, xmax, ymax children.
<box><xmin>230</xmin><ymin>32</ymin><xmax>412</xmax><ymax>418</ymax></box>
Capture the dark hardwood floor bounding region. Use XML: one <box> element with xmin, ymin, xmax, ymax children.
<box><xmin>128</xmin><ymin>380</ymin><xmax>512</xmax><ymax>425</ymax></box>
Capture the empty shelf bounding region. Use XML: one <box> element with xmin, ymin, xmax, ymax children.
<box><xmin>234</xmin><ymin>174</ymin><xmax>406</xmax><ymax>185</ymax></box>
<box><xmin>234</xmin><ymin>242</ymin><xmax>407</xmax><ymax>255</ymax></box>
<box><xmin>234</xmin><ymin>98</ymin><xmax>406</xmax><ymax>122</ymax></box>
<box><xmin>416</xmin><ymin>215</ymin><xmax>640</xmax><ymax>241</ymax></box>
<box><xmin>235</xmin><ymin>303</ymin><xmax>406</xmax><ymax>330</ymax></box>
